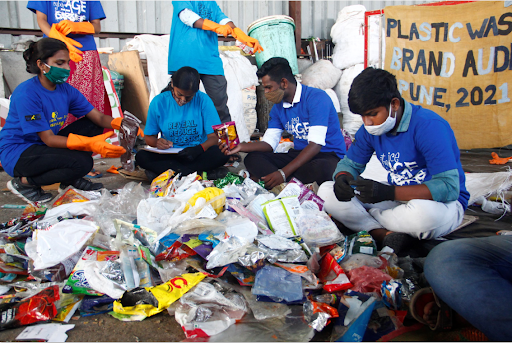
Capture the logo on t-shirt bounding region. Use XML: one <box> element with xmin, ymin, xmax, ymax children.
<box><xmin>285</xmin><ymin>117</ymin><xmax>309</xmax><ymax>140</ymax></box>
<box><xmin>54</xmin><ymin>0</ymin><xmax>87</xmax><ymax>22</ymax></box>
<box><xmin>196</xmin><ymin>3</ymin><xmax>214</xmax><ymax>21</ymax></box>
<box><xmin>49</xmin><ymin>111</ymin><xmax>65</xmax><ymax>128</ymax></box>
<box><xmin>25</xmin><ymin>114</ymin><xmax>41</xmax><ymax>121</ymax></box>
<box><xmin>379</xmin><ymin>152</ymin><xmax>427</xmax><ymax>186</ymax></box>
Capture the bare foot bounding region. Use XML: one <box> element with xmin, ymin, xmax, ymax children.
<box><xmin>423</xmin><ymin>301</ymin><xmax>439</xmax><ymax>328</ymax></box>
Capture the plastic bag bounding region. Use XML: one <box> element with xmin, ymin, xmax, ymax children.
<box><xmin>251</xmin><ymin>265</ymin><xmax>303</xmax><ymax>303</ymax></box>
<box><xmin>317</xmin><ymin>253</ymin><xmax>353</xmax><ymax>292</ymax></box>
<box><xmin>119</xmin><ymin>112</ymin><xmax>141</xmax><ymax>172</ymax></box>
<box><xmin>206</xmin><ymin>236</ymin><xmax>252</xmax><ymax>270</ymax></box>
<box><xmin>340</xmin><ymin>253</ymin><xmax>384</xmax><ymax>272</ymax></box>
<box><xmin>26</xmin><ymin>219</ymin><xmax>98</xmax><ymax>270</ymax></box>
<box><xmin>303</xmin><ymin>299</ymin><xmax>339</xmax><ymax>331</ymax></box>
<box><xmin>137</xmin><ymin>197</ymin><xmax>186</xmax><ymax>237</ymax></box>
<box><xmin>0</xmin><ymin>285</ymin><xmax>59</xmax><ymax>330</ymax></box>
<box><xmin>256</xmin><ymin>235</ymin><xmax>308</xmax><ymax>263</ymax></box>
<box><xmin>347</xmin><ymin>266</ymin><xmax>393</xmax><ymax>296</ymax></box>
<box><xmin>94</xmin><ymin>182</ymin><xmax>148</xmax><ymax>236</ymax></box>
<box><xmin>331</xmin><ymin>291</ymin><xmax>376</xmax><ymax>342</ymax></box>
<box><xmin>113</xmin><ymin>272</ymin><xmax>205</xmax><ymax>320</ymax></box>
<box><xmin>261</xmin><ymin>196</ymin><xmax>302</xmax><ymax>237</ymax></box>
<box><xmin>295</xmin><ymin>209</ymin><xmax>344</xmax><ymax>247</ymax></box>
<box><xmin>174</xmin><ymin>281</ymin><xmax>247</xmax><ymax>338</ymax></box>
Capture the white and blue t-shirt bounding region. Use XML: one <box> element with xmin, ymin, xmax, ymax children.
<box><xmin>265</xmin><ymin>84</ymin><xmax>346</xmax><ymax>158</ymax></box>
<box><xmin>340</xmin><ymin>101</ymin><xmax>469</xmax><ymax>209</ymax></box>
<box><xmin>0</xmin><ymin>76</ymin><xmax>93</xmax><ymax>176</ymax></box>
<box><xmin>168</xmin><ymin>1</ymin><xmax>228</xmax><ymax>75</ymax></box>
<box><xmin>27</xmin><ymin>1</ymin><xmax>105</xmax><ymax>51</ymax></box>
<box><xmin>144</xmin><ymin>90</ymin><xmax>221</xmax><ymax>148</ymax></box>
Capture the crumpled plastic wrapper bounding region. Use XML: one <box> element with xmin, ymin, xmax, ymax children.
<box><xmin>100</xmin><ymin>260</ymin><xmax>125</xmax><ymax>288</ymax></box>
<box><xmin>206</xmin><ymin>236</ymin><xmax>252</xmax><ymax>269</ymax></box>
<box><xmin>303</xmin><ymin>301</ymin><xmax>332</xmax><ymax>331</ymax></box>
<box><xmin>119</xmin><ymin>112</ymin><xmax>141</xmax><ymax>172</ymax></box>
<box><xmin>237</xmin><ymin>248</ymin><xmax>267</xmax><ymax>272</ymax></box>
<box><xmin>256</xmin><ymin>235</ymin><xmax>308</xmax><ymax>263</ymax></box>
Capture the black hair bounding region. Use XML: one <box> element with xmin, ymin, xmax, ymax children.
<box><xmin>256</xmin><ymin>57</ymin><xmax>296</xmax><ymax>85</ymax></box>
<box><xmin>23</xmin><ymin>38</ymin><xmax>68</xmax><ymax>75</ymax></box>
<box><xmin>162</xmin><ymin>66</ymin><xmax>200</xmax><ymax>93</ymax></box>
<box><xmin>348</xmin><ymin>67</ymin><xmax>402</xmax><ymax>115</ymax></box>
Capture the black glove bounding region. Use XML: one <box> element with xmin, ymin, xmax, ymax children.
<box><xmin>349</xmin><ymin>176</ymin><xmax>395</xmax><ymax>203</ymax></box>
<box><xmin>333</xmin><ymin>172</ymin><xmax>355</xmax><ymax>201</ymax></box>
<box><xmin>177</xmin><ymin>145</ymin><xmax>204</xmax><ymax>162</ymax></box>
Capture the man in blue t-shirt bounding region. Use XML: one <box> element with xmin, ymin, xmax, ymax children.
<box><xmin>318</xmin><ymin>67</ymin><xmax>469</xmax><ymax>254</ymax></box>
<box><xmin>168</xmin><ymin>1</ymin><xmax>262</xmax><ymax>124</ymax></box>
<box><xmin>219</xmin><ymin>57</ymin><xmax>346</xmax><ymax>190</ymax></box>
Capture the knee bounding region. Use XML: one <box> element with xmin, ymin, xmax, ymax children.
<box><xmin>424</xmin><ymin>239</ymin><xmax>464</xmax><ymax>282</ymax></box>
<box><xmin>244</xmin><ymin>152</ymin><xmax>269</xmax><ymax>175</ymax></box>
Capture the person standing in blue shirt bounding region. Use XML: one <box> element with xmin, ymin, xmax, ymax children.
<box><xmin>168</xmin><ymin>1</ymin><xmax>262</xmax><ymax>138</ymax></box>
<box><xmin>0</xmin><ymin>38</ymin><xmax>125</xmax><ymax>204</ymax></box>
<box><xmin>135</xmin><ymin>67</ymin><xmax>229</xmax><ymax>181</ymax></box>
<box><xmin>317</xmin><ymin>67</ymin><xmax>469</xmax><ymax>254</ymax></box>
<box><xmin>219</xmin><ymin>57</ymin><xmax>346</xmax><ymax>190</ymax></box>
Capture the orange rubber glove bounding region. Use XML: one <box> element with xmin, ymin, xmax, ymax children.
<box><xmin>489</xmin><ymin>152</ymin><xmax>512</xmax><ymax>165</ymax></box>
<box><xmin>48</xmin><ymin>24</ymin><xmax>83</xmax><ymax>62</ymax></box>
<box><xmin>67</xmin><ymin>132</ymin><xmax>126</xmax><ymax>158</ymax></box>
<box><xmin>111</xmin><ymin>117</ymin><xmax>144</xmax><ymax>137</ymax></box>
<box><xmin>231</xmin><ymin>28</ymin><xmax>264</xmax><ymax>53</ymax></box>
<box><xmin>56</xmin><ymin>20</ymin><xmax>95</xmax><ymax>35</ymax></box>
<box><xmin>201</xmin><ymin>19</ymin><xmax>233</xmax><ymax>38</ymax></box>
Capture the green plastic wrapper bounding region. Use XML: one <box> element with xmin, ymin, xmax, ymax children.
<box><xmin>213</xmin><ymin>172</ymin><xmax>244</xmax><ymax>188</ymax></box>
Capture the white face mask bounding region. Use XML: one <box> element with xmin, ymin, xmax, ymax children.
<box><xmin>364</xmin><ymin>103</ymin><xmax>396</xmax><ymax>136</ymax></box>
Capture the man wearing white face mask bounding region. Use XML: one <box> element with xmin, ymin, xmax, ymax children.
<box><xmin>219</xmin><ymin>57</ymin><xmax>346</xmax><ymax>190</ymax></box>
<box><xmin>317</xmin><ymin>67</ymin><xmax>469</xmax><ymax>254</ymax></box>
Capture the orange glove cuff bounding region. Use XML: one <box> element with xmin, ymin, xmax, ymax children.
<box><xmin>111</xmin><ymin>117</ymin><xmax>123</xmax><ymax>130</ymax></box>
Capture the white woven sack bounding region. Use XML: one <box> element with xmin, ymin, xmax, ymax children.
<box><xmin>301</xmin><ymin>60</ymin><xmax>342</xmax><ymax>90</ymax></box>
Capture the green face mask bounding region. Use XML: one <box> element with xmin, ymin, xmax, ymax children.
<box><xmin>43</xmin><ymin>63</ymin><xmax>70</xmax><ymax>84</ymax></box>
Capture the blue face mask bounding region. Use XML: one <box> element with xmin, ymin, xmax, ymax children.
<box><xmin>43</xmin><ymin>63</ymin><xmax>70</xmax><ymax>84</ymax></box>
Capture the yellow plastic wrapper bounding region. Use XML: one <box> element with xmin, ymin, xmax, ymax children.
<box><xmin>149</xmin><ymin>169</ymin><xmax>175</xmax><ymax>197</ymax></box>
<box><xmin>184</xmin><ymin>187</ymin><xmax>225</xmax><ymax>214</ymax></box>
<box><xmin>113</xmin><ymin>272</ymin><xmax>205</xmax><ymax>318</ymax></box>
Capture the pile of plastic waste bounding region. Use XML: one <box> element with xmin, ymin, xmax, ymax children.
<box><xmin>0</xmin><ymin>170</ymin><xmax>425</xmax><ymax>341</ymax></box>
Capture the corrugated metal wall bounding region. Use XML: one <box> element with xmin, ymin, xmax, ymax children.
<box><xmin>0</xmin><ymin>0</ymin><xmax>425</xmax><ymax>51</ymax></box>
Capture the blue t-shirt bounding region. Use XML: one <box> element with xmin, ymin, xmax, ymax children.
<box><xmin>27</xmin><ymin>1</ymin><xmax>105</xmax><ymax>51</ymax></box>
<box><xmin>0</xmin><ymin>76</ymin><xmax>93</xmax><ymax>176</ymax></box>
<box><xmin>347</xmin><ymin>102</ymin><xmax>469</xmax><ymax>209</ymax></box>
<box><xmin>267</xmin><ymin>85</ymin><xmax>346</xmax><ymax>158</ymax></box>
<box><xmin>144</xmin><ymin>90</ymin><xmax>220</xmax><ymax>148</ymax></box>
<box><xmin>168</xmin><ymin>1</ymin><xmax>227</xmax><ymax>75</ymax></box>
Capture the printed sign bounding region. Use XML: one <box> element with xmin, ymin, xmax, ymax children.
<box><xmin>385</xmin><ymin>1</ymin><xmax>512</xmax><ymax>149</ymax></box>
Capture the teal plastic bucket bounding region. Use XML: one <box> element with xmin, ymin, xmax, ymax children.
<box><xmin>248</xmin><ymin>15</ymin><xmax>299</xmax><ymax>75</ymax></box>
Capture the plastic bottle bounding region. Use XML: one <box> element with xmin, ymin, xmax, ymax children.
<box><xmin>312</xmin><ymin>293</ymin><xmax>339</xmax><ymax>306</ymax></box>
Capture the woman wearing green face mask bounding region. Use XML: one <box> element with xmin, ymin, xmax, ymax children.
<box><xmin>0</xmin><ymin>38</ymin><xmax>125</xmax><ymax>205</ymax></box>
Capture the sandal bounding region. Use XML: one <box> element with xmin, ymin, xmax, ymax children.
<box><xmin>85</xmin><ymin>168</ymin><xmax>103</xmax><ymax>179</ymax></box>
<box><xmin>409</xmin><ymin>287</ymin><xmax>453</xmax><ymax>331</ymax></box>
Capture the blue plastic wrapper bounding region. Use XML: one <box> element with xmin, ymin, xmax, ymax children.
<box><xmin>252</xmin><ymin>265</ymin><xmax>303</xmax><ymax>302</ymax></box>
<box><xmin>331</xmin><ymin>291</ymin><xmax>376</xmax><ymax>342</ymax></box>
<box><xmin>381</xmin><ymin>280</ymin><xmax>402</xmax><ymax>311</ymax></box>
<box><xmin>80</xmin><ymin>294</ymin><xmax>115</xmax><ymax>316</ymax></box>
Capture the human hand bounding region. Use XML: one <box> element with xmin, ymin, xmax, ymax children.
<box><xmin>261</xmin><ymin>170</ymin><xmax>285</xmax><ymax>190</ymax></box>
<box><xmin>56</xmin><ymin>20</ymin><xmax>95</xmax><ymax>35</ymax></box>
<box><xmin>333</xmin><ymin>172</ymin><xmax>355</xmax><ymax>201</ymax></box>
<box><xmin>218</xmin><ymin>141</ymin><xmax>241</xmax><ymax>155</ymax></box>
<box><xmin>350</xmin><ymin>177</ymin><xmax>395</xmax><ymax>203</ymax></box>
<box><xmin>48</xmin><ymin>24</ymin><xmax>83</xmax><ymax>62</ymax></box>
<box><xmin>111</xmin><ymin>117</ymin><xmax>144</xmax><ymax>137</ymax></box>
<box><xmin>231</xmin><ymin>28</ymin><xmax>264</xmax><ymax>53</ymax></box>
<box><xmin>67</xmin><ymin>132</ymin><xmax>126</xmax><ymax>158</ymax></box>
<box><xmin>177</xmin><ymin>145</ymin><xmax>204</xmax><ymax>162</ymax></box>
<box><xmin>201</xmin><ymin>19</ymin><xmax>233</xmax><ymax>38</ymax></box>
<box><xmin>156</xmin><ymin>138</ymin><xmax>173</xmax><ymax>150</ymax></box>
